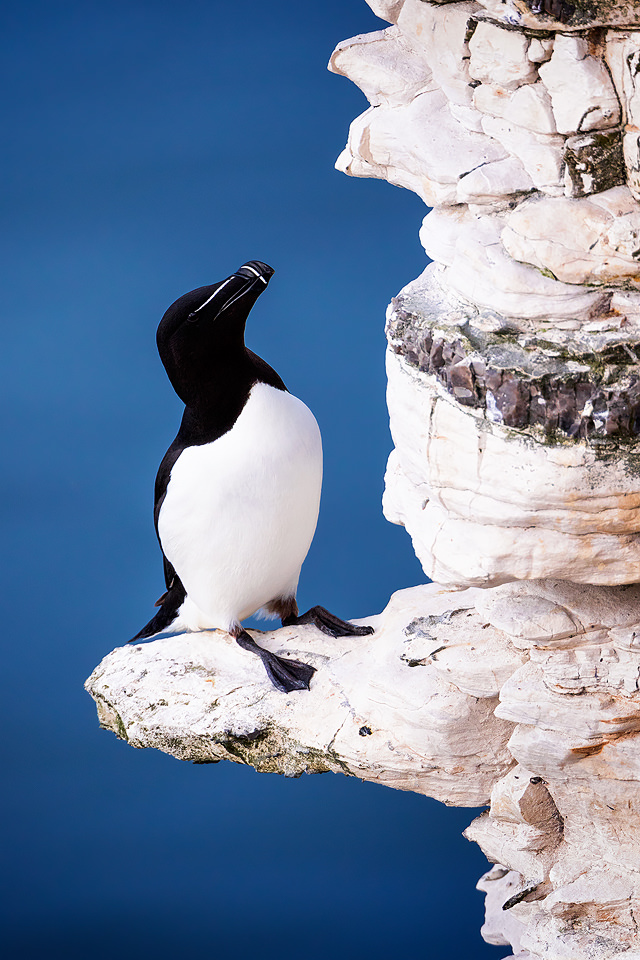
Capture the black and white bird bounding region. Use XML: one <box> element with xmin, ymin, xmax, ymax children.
<box><xmin>133</xmin><ymin>260</ymin><xmax>372</xmax><ymax>692</ymax></box>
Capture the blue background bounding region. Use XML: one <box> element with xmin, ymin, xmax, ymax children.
<box><xmin>1</xmin><ymin>2</ymin><xmax>510</xmax><ymax>957</ymax></box>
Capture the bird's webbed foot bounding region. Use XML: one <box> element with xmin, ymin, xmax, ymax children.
<box><xmin>234</xmin><ymin>630</ymin><xmax>315</xmax><ymax>693</ymax></box>
<box><xmin>282</xmin><ymin>605</ymin><xmax>374</xmax><ymax>639</ymax></box>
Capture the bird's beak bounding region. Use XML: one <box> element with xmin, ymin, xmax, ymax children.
<box><xmin>215</xmin><ymin>261</ymin><xmax>274</xmax><ymax>316</ymax></box>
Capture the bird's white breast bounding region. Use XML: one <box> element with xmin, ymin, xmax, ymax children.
<box><xmin>158</xmin><ymin>382</ymin><xmax>323</xmax><ymax>630</ymax></box>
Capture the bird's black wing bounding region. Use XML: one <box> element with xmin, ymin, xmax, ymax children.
<box><xmin>153</xmin><ymin>438</ymin><xmax>185</xmax><ymax>587</ymax></box>
<box><xmin>130</xmin><ymin>439</ymin><xmax>186</xmax><ymax>641</ymax></box>
<box><xmin>130</xmin><ymin>575</ymin><xmax>186</xmax><ymax>641</ymax></box>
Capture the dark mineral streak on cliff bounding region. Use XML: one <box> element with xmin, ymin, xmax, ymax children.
<box><xmin>517</xmin><ymin>0</ymin><xmax>640</xmax><ymax>29</ymax></box>
<box><xmin>564</xmin><ymin>128</ymin><xmax>626</xmax><ymax>198</ymax></box>
<box><xmin>388</xmin><ymin>300</ymin><xmax>640</xmax><ymax>441</ymax></box>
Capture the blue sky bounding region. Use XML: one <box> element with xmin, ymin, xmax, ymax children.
<box><xmin>0</xmin><ymin>3</ymin><xmax>509</xmax><ymax>958</ymax></box>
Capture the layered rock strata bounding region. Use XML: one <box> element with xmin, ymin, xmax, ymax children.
<box><xmin>331</xmin><ymin>0</ymin><xmax>640</xmax><ymax>590</ymax></box>
<box><xmin>329</xmin><ymin>1</ymin><xmax>640</xmax><ymax>957</ymax></box>
<box><xmin>86</xmin><ymin>2</ymin><xmax>640</xmax><ymax>959</ymax></box>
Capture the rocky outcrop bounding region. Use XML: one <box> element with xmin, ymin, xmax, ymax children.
<box><xmin>86</xmin><ymin>2</ymin><xmax>640</xmax><ymax>958</ymax></box>
<box><xmin>86</xmin><ymin>584</ymin><xmax>516</xmax><ymax>804</ymax></box>
<box><xmin>87</xmin><ymin>577</ymin><xmax>640</xmax><ymax>958</ymax></box>
<box><xmin>330</xmin><ymin>2</ymin><xmax>640</xmax><ymax>957</ymax></box>
<box><xmin>331</xmin><ymin>2</ymin><xmax>640</xmax><ymax>603</ymax></box>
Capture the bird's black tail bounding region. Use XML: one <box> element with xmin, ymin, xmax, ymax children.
<box><xmin>130</xmin><ymin>576</ymin><xmax>186</xmax><ymax>642</ymax></box>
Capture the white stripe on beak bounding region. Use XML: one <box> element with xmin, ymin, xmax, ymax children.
<box><xmin>242</xmin><ymin>265</ymin><xmax>268</xmax><ymax>284</ymax></box>
<box><xmin>191</xmin><ymin>277</ymin><xmax>234</xmax><ymax>315</ymax></box>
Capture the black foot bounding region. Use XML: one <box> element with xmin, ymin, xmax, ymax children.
<box><xmin>282</xmin><ymin>605</ymin><xmax>374</xmax><ymax>639</ymax></box>
<box><xmin>235</xmin><ymin>630</ymin><xmax>315</xmax><ymax>694</ymax></box>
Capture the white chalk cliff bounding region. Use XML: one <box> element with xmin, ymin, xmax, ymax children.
<box><xmin>86</xmin><ymin>2</ymin><xmax>640</xmax><ymax>956</ymax></box>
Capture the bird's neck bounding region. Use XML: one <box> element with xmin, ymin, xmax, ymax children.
<box><xmin>176</xmin><ymin>357</ymin><xmax>257</xmax><ymax>446</ymax></box>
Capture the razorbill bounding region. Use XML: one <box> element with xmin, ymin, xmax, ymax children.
<box><xmin>133</xmin><ymin>260</ymin><xmax>373</xmax><ymax>692</ymax></box>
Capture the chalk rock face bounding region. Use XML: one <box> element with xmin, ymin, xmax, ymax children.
<box><xmin>86</xmin><ymin>584</ymin><xmax>517</xmax><ymax>805</ymax></box>
<box><xmin>86</xmin><ymin>579</ymin><xmax>640</xmax><ymax>959</ymax></box>
<box><xmin>384</xmin><ymin>346</ymin><xmax>640</xmax><ymax>588</ymax></box>
<box><xmin>331</xmin><ymin>1</ymin><xmax>640</xmax><ymax>594</ymax></box>
<box><xmin>329</xmin><ymin>1</ymin><xmax>640</xmax><ymax>957</ymax></box>
<box><xmin>501</xmin><ymin>186</ymin><xmax>640</xmax><ymax>285</ymax></box>
<box><xmin>538</xmin><ymin>35</ymin><xmax>621</xmax><ymax>135</ymax></box>
<box><xmin>465</xmin><ymin>581</ymin><xmax>640</xmax><ymax>959</ymax></box>
<box><xmin>331</xmin><ymin>0</ymin><xmax>632</xmax><ymax>205</ymax></box>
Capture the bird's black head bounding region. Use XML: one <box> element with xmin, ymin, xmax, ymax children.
<box><xmin>156</xmin><ymin>261</ymin><xmax>274</xmax><ymax>406</ymax></box>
